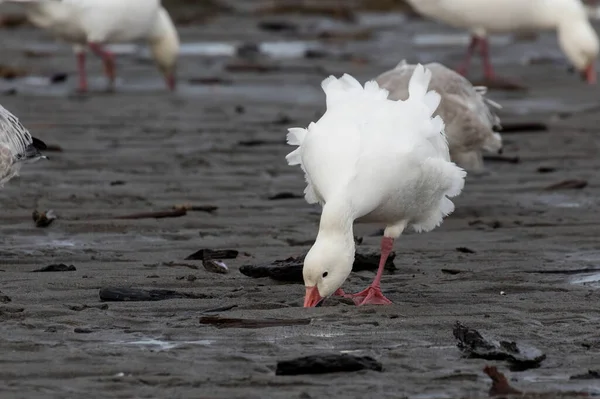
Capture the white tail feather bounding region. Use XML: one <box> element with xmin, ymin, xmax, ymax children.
<box><xmin>321</xmin><ymin>74</ymin><xmax>390</xmax><ymax>110</ymax></box>
<box><xmin>286</xmin><ymin>127</ymin><xmax>306</xmax><ymax>146</ymax></box>
<box><xmin>408</xmin><ymin>64</ymin><xmax>432</xmax><ymax>100</ymax></box>
<box><xmin>423</xmin><ymin>91</ymin><xmax>441</xmax><ymax>115</ymax></box>
<box><xmin>285</xmin><ymin>148</ymin><xmax>301</xmax><ymax>166</ymax></box>
<box><xmin>339</xmin><ymin>74</ymin><xmax>362</xmax><ymax>89</ymax></box>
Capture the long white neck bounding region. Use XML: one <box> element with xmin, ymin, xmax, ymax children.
<box><xmin>149</xmin><ymin>6</ymin><xmax>178</xmax><ymax>43</ymax></box>
<box><xmin>316</xmin><ymin>197</ymin><xmax>356</xmax><ymax>254</ymax></box>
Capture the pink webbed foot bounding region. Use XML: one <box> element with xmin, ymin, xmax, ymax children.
<box><xmin>350</xmin><ymin>286</ymin><xmax>392</xmax><ymax>306</ymax></box>
<box><xmin>333</xmin><ymin>288</ymin><xmax>350</xmax><ymax>298</ymax></box>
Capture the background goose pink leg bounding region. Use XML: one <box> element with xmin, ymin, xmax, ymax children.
<box><xmin>480</xmin><ymin>37</ymin><xmax>496</xmax><ymax>80</ymax></box>
<box><xmin>349</xmin><ymin>236</ymin><xmax>394</xmax><ymax>306</ymax></box>
<box><xmin>89</xmin><ymin>42</ymin><xmax>116</xmax><ymax>89</ymax></box>
<box><xmin>76</xmin><ymin>52</ymin><xmax>87</xmax><ymax>92</ymax></box>
<box><xmin>458</xmin><ymin>35</ymin><xmax>526</xmax><ymax>90</ymax></box>
<box><xmin>457</xmin><ymin>36</ymin><xmax>480</xmax><ymax>76</ymax></box>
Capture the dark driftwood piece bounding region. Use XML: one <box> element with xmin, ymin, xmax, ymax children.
<box><xmin>239</xmin><ymin>251</ymin><xmax>396</xmax><ymax>283</ymax></box>
<box><xmin>482</xmin><ymin>154</ymin><xmax>520</xmax><ymax>164</ymax></box>
<box><xmin>453</xmin><ymin>322</ymin><xmax>546</xmax><ymax>371</ymax></box>
<box><xmin>173</xmin><ymin>204</ymin><xmax>218</xmax><ymax>213</ymax></box>
<box><xmin>276</xmin><ymin>354</ymin><xmax>383</xmax><ymax>376</ymax></box>
<box><xmin>498</xmin><ymin>122</ymin><xmax>548</xmax><ymax>133</ymax></box>
<box><xmin>544</xmin><ymin>179</ymin><xmax>588</xmax><ymax>190</ymax></box>
<box><xmin>470</xmin><ymin>78</ymin><xmax>527</xmax><ymax>91</ymax></box>
<box><xmin>268</xmin><ymin>192</ymin><xmax>303</xmax><ymax>200</ymax></box>
<box><xmin>32</xmin><ymin>264</ymin><xmax>76</xmax><ymax>272</ymax></box>
<box><xmin>455</xmin><ymin>247</ymin><xmax>476</xmax><ymax>254</ymax></box>
<box><xmin>99</xmin><ymin>287</ymin><xmax>207</xmax><ymax>302</ymax></box>
<box><xmin>525</xmin><ymin>267</ymin><xmax>600</xmax><ymax>275</ymax></box>
<box><xmin>185</xmin><ymin>249</ymin><xmax>239</xmax><ymax>261</ymax></box>
<box><xmin>114</xmin><ymin>209</ymin><xmax>187</xmax><ymax>219</ymax></box>
<box><xmin>570</xmin><ymin>370</ymin><xmax>600</xmax><ymax>380</ymax></box>
<box><xmin>199</xmin><ymin>315</ymin><xmax>311</xmax><ymax>329</ymax></box>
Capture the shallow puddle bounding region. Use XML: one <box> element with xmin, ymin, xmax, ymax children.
<box><xmin>571</xmin><ymin>273</ymin><xmax>600</xmax><ymax>287</ymax></box>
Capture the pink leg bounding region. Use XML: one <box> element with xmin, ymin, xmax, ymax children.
<box><xmin>89</xmin><ymin>42</ymin><xmax>116</xmax><ymax>88</ymax></box>
<box><xmin>476</xmin><ymin>38</ymin><xmax>526</xmax><ymax>90</ymax></box>
<box><xmin>349</xmin><ymin>237</ymin><xmax>394</xmax><ymax>306</ymax></box>
<box><xmin>76</xmin><ymin>52</ymin><xmax>88</xmax><ymax>92</ymax></box>
<box><xmin>479</xmin><ymin>37</ymin><xmax>495</xmax><ymax>80</ymax></box>
<box><xmin>457</xmin><ymin>36</ymin><xmax>480</xmax><ymax>76</ymax></box>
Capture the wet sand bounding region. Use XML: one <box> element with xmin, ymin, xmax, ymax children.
<box><xmin>1</xmin><ymin>3</ymin><xmax>600</xmax><ymax>398</ymax></box>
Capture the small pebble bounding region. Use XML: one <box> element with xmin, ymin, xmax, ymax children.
<box><xmin>500</xmin><ymin>291</ymin><xmax>506</xmax><ymax>295</ymax></box>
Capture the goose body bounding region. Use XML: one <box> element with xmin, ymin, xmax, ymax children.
<box><xmin>375</xmin><ymin>61</ymin><xmax>503</xmax><ymax>172</ymax></box>
<box><xmin>405</xmin><ymin>0</ymin><xmax>599</xmax><ymax>83</ymax></box>
<box><xmin>0</xmin><ymin>105</ymin><xmax>47</xmax><ymax>187</ymax></box>
<box><xmin>286</xmin><ymin>65</ymin><xmax>466</xmax><ymax>307</ymax></box>
<box><xmin>1</xmin><ymin>0</ymin><xmax>180</xmax><ymax>91</ymax></box>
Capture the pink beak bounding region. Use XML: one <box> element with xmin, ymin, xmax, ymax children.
<box><xmin>304</xmin><ymin>286</ymin><xmax>322</xmax><ymax>308</ymax></box>
<box><xmin>583</xmin><ymin>63</ymin><xmax>596</xmax><ymax>84</ymax></box>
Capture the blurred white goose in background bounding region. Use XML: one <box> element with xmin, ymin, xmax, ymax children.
<box><xmin>405</xmin><ymin>0</ymin><xmax>599</xmax><ymax>85</ymax></box>
<box><xmin>0</xmin><ymin>0</ymin><xmax>180</xmax><ymax>92</ymax></box>
<box><xmin>0</xmin><ymin>104</ymin><xmax>47</xmax><ymax>187</ymax></box>
<box><xmin>376</xmin><ymin>60</ymin><xmax>503</xmax><ymax>172</ymax></box>
<box><xmin>286</xmin><ymin>65</ymin><xmax>466</xmax><ymax>307</ymax></box>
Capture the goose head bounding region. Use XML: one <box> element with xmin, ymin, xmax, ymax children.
<box><xmin>149</xmin><ymin>7</ymin><xmax>180</xmax><ymax>90</ymax></box>
<box><xmin>556</xmin><ymin>7</ymin><xmax>599</xmax><ymax>83</ymax></box>
<box><xmin>303</xmin><ymin>231</ymin><xmax>355</xmax><ymax>307</ymax></box>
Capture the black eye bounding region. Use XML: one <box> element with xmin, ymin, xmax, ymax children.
<box><xmin>322</xmin><ymin>272</ymin><xmax>328</xmax><ymax>278</ymax></box>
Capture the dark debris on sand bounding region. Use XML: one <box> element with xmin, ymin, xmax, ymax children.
<box><xmin>239</xmin><ymin>251</ymin><xmax>396</xmax><ymax>283</ymax></box>
<box><xmin>276</xmin><ymin>354</ymin><xmax>383</xmax><ymax>375</ymax></box>
<box><xmin>570</xmin><ymin>370</ymin><xmax>600</xmax><ymax>380</ymax></box>
<box><xmin>32</xmin><ymin>210</ymin><xmax>57</xmax><ymax>228</ymax></box>
<box><xmin>32</xmin><ymin>264</ymin><xmax>76</xmax><ymax>272</ymax></box>
<box><xmin>99</xmin><ymin>287</ymin><xmax>209</xmax><ymax>302</ymax></box>
<box><xmin>453</xmin><ymin>322</ymin><xmax>546</xmax><ymax>371</ymax></box>
<box><xmin>199</xmin><ymin>315</ymin><xmax>311</xmax><ymax>329</ymax></box>
<box><xmin>544</xmin><ymin>179</ymin><xmax>588</xmax><ymax>190</ymax></box>
<box><xmin>185</xmin><ymin>248</ymin><xmax>239</xmax><ymax>261</ymax></box>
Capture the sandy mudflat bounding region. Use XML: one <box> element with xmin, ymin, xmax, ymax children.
<box><xmin>1</xmin><ymin>2</ymin><xmax>600</xmax><ymax>398</ymax></box>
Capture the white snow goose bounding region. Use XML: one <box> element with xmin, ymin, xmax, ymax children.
<box><xmin>0</xmin><ymin>104</ymin><xmax>47</xmax><ymax>187</ymax></box>
<box><xmin>405</xmin><ymin>0</ymin><xmax>599</xmax><ymax>85</ymax></box>
<box><xmin>286</xmin><ymin>65</ymin><xmax>466</xmax><ymax>307</ymax></box>
<box><xmin>375</xmin><ymin>60</ymin><xmax>503</xmax><ymax>172</ymax></box>
<box><xmin>2</xmin><ymin>0</ymin><xmax>180</xmax><ymax>91</ymax></box>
